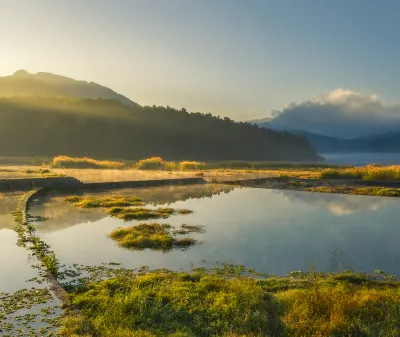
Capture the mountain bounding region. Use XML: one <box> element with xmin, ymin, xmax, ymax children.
<box><xmin>0</xmin><ymin>70</ymin><xmax>138</xmax><ymax>106</ymax></box>
<box><xmin>250</xmin><ymin>119</ymin><xmax>400</xmax><ymax>154</ymax></box>
<box><xmin>0</xmin><ymin>96</ymin><xmax>321</xmax><ymax>162</ymax></box>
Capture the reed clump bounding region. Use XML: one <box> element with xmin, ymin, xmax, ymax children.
<box><xmin>51</xmin><ymin>155</ymin><xmax>125</xmax><ymax>169</ymax></box>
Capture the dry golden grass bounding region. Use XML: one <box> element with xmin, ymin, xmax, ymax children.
<box><xmin>51</xmin><ymin>155</ymin><xmax>125</xmax><ymax>169</ymax></box>
<box><xmin>320</xmin><ymin>165</ymin><xmax>400</xmax><ymax>180</ymax></box>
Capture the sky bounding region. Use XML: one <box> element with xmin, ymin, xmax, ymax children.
<box><xmin>2</xmin><ymin>0</ymin><xmax>400</xmax><ymax>121</ymax></box>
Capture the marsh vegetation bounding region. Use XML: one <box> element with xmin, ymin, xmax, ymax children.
<box><xmin>109</xmin><ymin>223</ymin><xmax>201</xmax><ymax>251</ymax></box>
<box><xmin>59</xmin><ymin>264</ymin><xmax>400</xmax><ymax>337</ymax></box>
<box><xmin>66</xmin><ymin>195</ymin><xmax>193</xmax><ymax>221</ymax></box>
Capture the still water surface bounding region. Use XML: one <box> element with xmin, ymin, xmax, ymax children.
<box><xmin>0</xmin><ymin>193</ymin><xmax>43</xmax><ymax>292</ymax></box>
<box><xmin>28</xmin><ymin>184</ymin><xmax>400</xmax><ymax>277</ymax></box>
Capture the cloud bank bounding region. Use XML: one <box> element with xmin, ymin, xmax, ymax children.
<box><xmin>270</xmin><ymin>89</ymin><xmax>400</xmax><ymax>138</ymax></box>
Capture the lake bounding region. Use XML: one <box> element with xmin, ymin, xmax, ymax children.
<box><xmin>27</xmin><ymin>184</ymin><xmax>400</xmax><ymax>277</ymax></box>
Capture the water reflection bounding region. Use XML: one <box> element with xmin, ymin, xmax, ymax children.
<box><xmin>31</xmin><ymin>186</ymin><xmax>400</xmax><ymax>276</ymax></box>
<box><xmin>31</xmin><ymin>184</ymin><xmax>236</xmax><ymax>233</ymax></box>
<box><xmin>0</xmin><ymin>192</ymin><xmax>22</xmax><ymax>230</ymax></box>
<box><xmin>278</xmin><ymin>189</ymin><xmax>389</xmax><ymax>216</ymax></box>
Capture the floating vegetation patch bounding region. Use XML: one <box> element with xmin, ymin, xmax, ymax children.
<box><xmin>109</xmin><ymin>223</ymin><xmax>200</xmax><ymax>251</ymax></box>
<box><xmin>66</xmin><ymin>194</ymin><xmax>193</xmax><ymax>221</ymax></box>
<box><xmin>59</xmin><ymin>264</ymin><xmax>400</xmax><ymax>337</ymax></box>
<box><xmin>65</xmin><ymin>195</ymin><xmax>144</xmax><ymax>208</ymax></box>
<box><xmin>306</xmin><ymin>185</ymin><xmax>400</xmax><ymax>197</ymax></box>
<box><xmin>106</xmin><ymin>206</ymin><xmax>192</xmax><ymax>221</ymax></box>
<box><xmin>0</xmin><ymin>287</ymin><xmax>61</xmax><ymax>336</ymax></box>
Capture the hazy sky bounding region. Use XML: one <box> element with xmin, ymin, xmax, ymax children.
<box><xmin>2</xmin><ymin>0</ymin><xmax>400</xmax><ymax>121</ymax></box>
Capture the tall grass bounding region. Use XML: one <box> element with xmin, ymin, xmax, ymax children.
<box><xmin>179</xmin><ymin>161</ymin><xmax>207</xmax><ymax>170</ymax></box>
<box><xmin>320</xmin><ymin>165</ymin><xmax>400</xmax><ymax>180</ymax></box>
<box><xmin>51</xmin><ymin>156</ymin><xmax>125</xmax><ymax>169</ymax></box>
<box><xmin>134</xmin><ymin>157</ymin><xmax>176</xmax><ymax>170</ymax></box>
<box><xmin>135</xmin><ymin>157</ymin><xmax>207</xmax><ymax>171</ymax></box>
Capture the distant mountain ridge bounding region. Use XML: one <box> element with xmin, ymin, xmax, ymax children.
<box><xmin>0</xmin><ymin>96</ymin><xmax>321</xmax><ymax>162</ymax></box>
<box><xmin>248</xmin><ymin>118</ymin><xmax>400</xmax><ymax>153</ymax></box>
<box><xmin>0</xmin><ymin>70</ymin><xmax>138</xmax><ymax>106</ymax></box>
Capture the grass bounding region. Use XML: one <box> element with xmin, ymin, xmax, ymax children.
<box><xmin>179</xmin><ymin>161</ymin><xmax>207</xmax><ymax>170</ymax></box>
<box><xmin>306</xmin><ymin>185</ymin><xmax>400</xmax><ymax>197</ymax></box>
<box><xmin>135</xmin><ymin>157</ymin><xmax>208</xmax><ymax>171</ymax></box>
<box><xmin>51</xmin><ymin>155</ymin><xmax>125</xmax><ymax>169</ymax></box>
<box><xmin>59</xmin><ymin>266</ymin><xmax>400</xmax><ymax>337</ymax></box>
<box><xmin>320</xmin><ymin>165</ymin><xmax>400</xmax><ymax>180</ymax></box>
<box><xmin>107</xmin><ymin>206</ymin><xmax>193</xmax><ymax>221</ymax></box>
<box><xmin>109</xmin><ymin>223</ymin><xmax>199</xmax><ymax>251</ymax></box>
<box><xmin>65</xmin><ymin>195</ymin><xmax>145</xmax><ymax>208</ymax></box>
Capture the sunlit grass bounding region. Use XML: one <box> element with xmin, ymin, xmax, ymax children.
<box><xmin>179</xmin><ymin>161</ymin><xmax>207</xmax><ymax>170</ymax></box>
<box><xmin>306</xmin><ymin>185</ymin><xmax>400</xmax><ymax>197</ymax></box>
<box><xmin>107</xmin><ymin>206</ymin><xmax>193</xmax><ymax>221</ymax></box>
<box><xmin>65</xmin><ymin>195</ymin><xmax>144</xmax><ymax>208</ymax></box>
<box><xmin>60</xmin><ymin>267</ymin><xmax>400</xmax><ymax>336</ymax></box>
<box><xmin>320</xmin><ymin>165</ymin><xmax>400</xmax><ymax>180</ymax></box>
<box><xmin>51</xmin><ymin>155</ymin><xmax>125</xmax><ymax>169</ymax></box>
<box><xmin>135</xmin><ymin>157</ymin><xmax>176</xmax><ymax>170</ymax></box>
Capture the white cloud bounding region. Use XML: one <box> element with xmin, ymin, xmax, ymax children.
<box><xmin>271</xmin><ymin>89</ymin><xmax>400</xmax><ymax>138</ymax></box>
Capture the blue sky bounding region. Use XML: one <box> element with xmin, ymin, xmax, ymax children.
<box><xmin>2</xmin><ymin>0</ymin><xmax>400</xmax><ymax>120</ymax></box>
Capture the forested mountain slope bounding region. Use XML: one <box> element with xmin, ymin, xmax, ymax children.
<box><xmin>0</xmin><ymin>96</ymin><xmax>321</xmax><ymax>162</ymax></box>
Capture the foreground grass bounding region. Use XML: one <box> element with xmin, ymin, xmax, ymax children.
<box><xmin>110</xmin><ymin>223</ymin><xmax>200</xmax><ymax>251</ymax></box>
<box><xmin>306</xmin><ymin>186</ymin><xmax>400</xmax><ymax>197</ymax></box>
<box><xmin>60</xmin><ymin>267</ymin><xmax>400</xmax><ymax>337</ymax></box>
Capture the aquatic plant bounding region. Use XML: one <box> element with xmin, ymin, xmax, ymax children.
<box><xmin>109</xmin><ymin>223</ymin><xmax>199</xmax><ymax>251</ymax></box>
<box><xmin>0</xmin><ymin>287</ymin><xmax>60</xmax><ymax>336</ymax></box>
<box><xmin>13</xmin><ymin>190</ymin><xmax>61</xmax><ymax>278</ymax></box>
<box><xmin>51</xmin><ymin>155</ymin><xmax>125</xmax><ymax>169</ymax></box>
